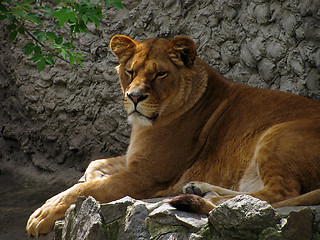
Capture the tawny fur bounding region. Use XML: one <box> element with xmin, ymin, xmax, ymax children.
<box><xmin>27</xmin><ymin>35</ymin><xmax>320</xmax><ymax>237</ymax></box>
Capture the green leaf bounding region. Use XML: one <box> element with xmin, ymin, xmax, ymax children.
<box><xmin>37</xmin><ymin>32</ymin><xmax>47</xmax><ymax>43</ymax></box>
<box><xmin>55</xmin><ymin>36</ymin><xmax>63</xmax><ymax>45</ymax></box>
<box><xmin>47</xmin><ymin>32</ymin><xmax>57</xmax><ymax>42</ymax></box>
<box><xmin>7</xmin><ymin>23</ymin><xmax>17</xmax><ymax>30</ymax></box>
<box><xmin>103</xmin><ymin>0</ymin><xmax>111</xmax><ymax>7</ymax></box>
<box><xmin>23</xmin><ymin>42</ymin><xmax>35</xmax><ymax>55</ymax></box>
<box><xmin>27</xmin><ymin>12</ymin><xmax>42</xmax><ymax>25</ymax></box>
<box><xmin>74</xmin><ymin>52</ymin><xmax>86</xmax><ymax>57</ymax></box>
<box><xmin>49</xmin><ymin>44</ymin><xmax>61</xmax><ymax>49</ymax></box>
<box><xmin>62</xmin><ymin>42</ymin><xmax>73</xmax><ymax>48</ymax></box>
<box><xmin>37</xmin><ymin>59</ymin><xmax>46</xmax><ymax>72</ymax></box>
<box><xmin>69</xmin><ymin>53</ymin><xmax>75</xmax><ymax>67</ymax></box>
<box><xmin>28</xmin><ymin>53</ymin><xmax>43</xmax><ymax>62</ymax></box>
<box><xmin>61</xmin><ymin>49</ymin><xmax>67</xmax><ymax>59</ymax></box>
<box><xmin>34</xmin><ymin>45</ymin><xmax>42</xmax><ymax>55</ymax></box>
<box><xmin>8</xmin><ymin>15</ymin><xmax>15</xmax><ymax>21</ymax></box>
<box><xmin>65</xmin><ymin>49</ymin><xmax>72</xmax><ymax>57</ymax></box>
<box><xmin>0</xmin><ymin>3</ymin><xmax>8</xmax><ymax>12</ymax></box>
<box><xmin>33</xmin><ymin>30</ymin><xmax>42</xmax><ymax>36</ymax></box>
<box><xmin>17</xmin><ymin>27</ymin><xmax>25</xmax><ymax>34</ymax></box>
<box><xmin>67</xmin><ymin>11</ymin><xmax>77</xmax><ymax>23</ymax></box>
<box><xmin>85</xmin><ymin>8</ymin><xmax>100</xmax><ymax>15</ymax></box>
<box><xmin>52</xmin><ymin>8</ymin><xmax>68</xmax><ymax>27</ymax></box>
<box><xmin>8</xmin><ymin>30</ymin><xmax>17</xmax><ymax>41</ymax></box>
<box><xmin>78</xmin><ymin>19</ymin><xmax>88</xmax><ymax>33</ymax></box>
<box><xmin>24</xmin><ymin>0</ymin><xmax>35</xmax><ymax>4</ymax></box>
<box><xmin>46</xmin><ymin>32</ymin><xmax>57</xmax><ymax>39</ymax></box>
<box><xmin>45</xmin><ymin>56</ymin><xmax>55</xmax><ymax>65</ymax></box>
<box><xmin>81</xmin><ymin>14</ymin><xmax>88</xmax><ymax>23</ymax></box>
<box><xmin>76</xmin><ymin>57</ymin><xmax>85</xmax><ymax>68</ymax></box>
<box><xmin>42</xmin><ymin>5</ymin><xmax>51</xmax><ymax>12</ymax></box>
<box><xmin>88</xmin><ymin>15</ymin><xmax>100</xmax><ymax>27</ymax></box>
<box><xmin>0</xmin><ymin>14</ymin><xmax>7</xmax><ymax>20</ymax></box>
<box><xmin>112</xmin><ymin>0</ymin><xmax>124</xmax><ymax>9</ymax></box>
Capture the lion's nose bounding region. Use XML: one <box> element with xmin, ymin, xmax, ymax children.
<box><xmin>127</xmin><ymin>92</ymin><xmax>148</xmax><ymax>104</ymax></box>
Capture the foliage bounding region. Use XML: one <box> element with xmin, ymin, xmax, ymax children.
<box><xmin>0</xmin><ymin>0</ymin><xmax>124</xmax><ymax>72</ymax></box>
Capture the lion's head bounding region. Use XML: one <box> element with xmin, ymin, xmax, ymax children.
<box><xmin>110</xmin><ymin>35</ymin><xmax>207</xmax><ymax>127</ymax></box>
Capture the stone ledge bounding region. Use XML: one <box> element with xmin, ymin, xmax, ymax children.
<box><xmin>54</xmin><ymin>195</ymin><xmax>320</xmax><ymax>240</ymax></box>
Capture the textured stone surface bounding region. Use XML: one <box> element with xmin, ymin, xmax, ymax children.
<box><xmin>1</xmin><ymin>0</ymin><xmax>320</xmax><ymax>239</ymax></box>
<box><xmin>209</xmin><ymin>195</ymin><xmax>279</xmax><ymax>240</ymax></box>
<box><xmin>280</xmin><ymin>208</ymin><xmax>313</xmax><ymax>240</ymax></box>
<box><xmin>61</xmin><ymin>197</ymin><xmax>105</xmax><ymax>240</ymax></box>
<box><xmin>117</xmin><ymin>201</ymin><xmax>150</xmax><ymax>240</ymax></box>
<box><xmin>55</xmin><ymin>196</ymin><xmax>320</xmax><ymax>240</ymax></box>
<box><xmin>55</xmin><ymin>196</ymin><xmax>218</xmax><ymax>240</ymax></box>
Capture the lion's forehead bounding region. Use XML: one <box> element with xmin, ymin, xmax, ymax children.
<box><xmin>129</xmin><ymin>59</ymin><xmax>168</xmax><ymax>74</ymax></box>
<box><xmin>129</xmin><ymin>57</ymin><xmax>175</xmax><ymax>79</ymax></box>
<box><xmin>127</xmin><ymin>40</ymin><xmax>171</xmax><ymax>71</ymax></box>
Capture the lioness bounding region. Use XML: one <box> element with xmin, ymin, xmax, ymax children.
<box><xmin>27</xmin><ymin>35</ymin><xmax>320</xmax><ymax>237</ymax></box>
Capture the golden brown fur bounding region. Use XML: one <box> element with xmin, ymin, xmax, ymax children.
<box><xmin>27</xmin><ymin>35</ymin><xmax>320</xmax><ymax>237</ymax></box>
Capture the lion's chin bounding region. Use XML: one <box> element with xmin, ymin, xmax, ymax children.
<box><xmin>127</xmin><ymin>112</ymin><xmax>155</xmax><ymax>127</ymax></box>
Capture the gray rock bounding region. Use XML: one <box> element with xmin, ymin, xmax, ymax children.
<box><xmin>306</xmin><ymin>69</ymin><xmax>320</xmax><ymax>92</ymax></box>
<box><xmin>117</xmin><ymin>201</ymin><xmax>150</xmax><ymax>240</ymax></box>
<box><xmin>61</xmin><ymin>196</ymin><xmax>106</xmax><ymax>240</ymax></box>
<box><xmin>280</xmin><ymin>208</ymin><xmax>313</xmax><ymax>240</ymax></box>
<box><xmin>209</xmin><ymin>195</ymin><xmax>279</xmax><ymax>240</ymax></box>
<box><xmin>100</xmin><ymin>196</ymin><xmax>136</xmax><ymax>224</ymax></box>
<box><xmin>148</xmin><ymin>203</ymin><xmax>208</xmax><ymax>230</ymax></box>
<box><xmin>258</xmin><ymin>58</ymin><xmax>277</xmax><ymax>83</ymax></box>
<box><xmin>55</xmin><ymin>196</ymin><xmax>320</xmax><ymax>240</ymax></box>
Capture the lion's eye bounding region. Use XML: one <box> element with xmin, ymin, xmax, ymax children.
<box><xmin>156</xmin><ymin>72</ymin><xmax>168</xmax><ymax>79</ymax></box>
<box><xmin>125</xmin><ymin>70</ymin><xmax>134</xmax><ymax>79</ymax></box>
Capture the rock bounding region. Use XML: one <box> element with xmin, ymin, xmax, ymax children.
<box><xmin>280</xmin><ymin>208</ymin><xmax>313</xmax><ymax>240</ymax></box>
<box><xmin>55</xmin><ymin>196</ymin><xmax>216</xmax><ymax>240</ymax></box>
<box><xmin>306</xmin><ymin>69</ymin><xmax>320</xmax><ymax>92</ymax></box>
<box><xmin>100</xmin><ymin>196</ymin><xmax>136</xmax><ymax>224</ymax></box>
<box><xmin>55</xmin><ymin>196</ymin><xmax>320</xmax><ymax>240</ymax></box>
<box><xmin>258</xmin><ymin>58</ymin><xmax>277</xmax><ymax>83</ymax></box>
<box><xmin>146</xmin><ymin>202</ymin><xmax>209</xmax><ymax>239</ymax></box>
<box><xmin>117</xmin><ymin>201</ymin><xmax>150</xmax><ymax>240</ymax></box>
<box><xmin>209</xmin><ymin>195</ymin><xmax>279</xmax><ymax>240</ymax></box>
<box><xmin>61</xmin><ymin>196</ymin><xmax>106</xmax><ymax>240</ymax></box>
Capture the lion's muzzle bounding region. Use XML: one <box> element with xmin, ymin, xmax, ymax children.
<box><xmin>127</xmin><ymin>92</ymin><xmax>149</xmax><ymax>105</ymax></box>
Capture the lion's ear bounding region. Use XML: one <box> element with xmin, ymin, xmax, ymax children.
<box><xmin>110</xmin><ymin>35</ymin><xmax>136</xmax><ymax>61</ymax></box>
<box><xmin>168</xmin><ymin>36</ymin><xmax>197</xmax><ymax>67</ymax></box>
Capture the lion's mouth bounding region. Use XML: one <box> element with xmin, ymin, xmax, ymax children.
<box><xmin>128</xmin><ymin>110</ymin><xmax>158</xmax><ymax>121</ymax></box>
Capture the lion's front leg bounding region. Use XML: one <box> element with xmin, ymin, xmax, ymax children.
<box><xmin>26</xmin><ymin>183</ymin><xmax>83</xmax><ymax>237</ymax></box>
<box><xmin>83</xmin><ymin>155</ymin><xmax>127</xmax><ymax>182</ymax></box>
<box><xmin>26</xmin><ymin>167</ymin><xmax>158</xmax><ymax>237</ymax></box>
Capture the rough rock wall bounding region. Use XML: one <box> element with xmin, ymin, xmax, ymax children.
<box><xmin>1</xmin><ymin>0</ymin><xmax>320</xmax><ymax>185</ymax></box>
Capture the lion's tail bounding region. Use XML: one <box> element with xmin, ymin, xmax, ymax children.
<box><xmin>271</xmin><ymin>189</ymin><xmax>320</xmax><ymax>208</ymax></box>
<box><xmin>169</xmin><ymin>189</ymin><xmax>320</xmax><ymax>213</ymax></box>
<box><xmin>168</xmin><ymin>194</ymin><xmax>216</xmax><ymax>215</ymax></box>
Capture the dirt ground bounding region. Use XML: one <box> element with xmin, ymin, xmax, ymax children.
<box><xmin>0</xmin><ymin>171</ymin><xmax>68</xmax><ymax>240</ymax></box>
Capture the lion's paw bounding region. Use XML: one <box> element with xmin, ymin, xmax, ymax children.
<box><xmin>182</xmin><ymin>181</ymin><xmax>220</xmax><ymax>198</ymax></box>
<box><xmin>26</xmin><ymin>193</ymin><xmax>69</xmax><ymax>237</ymax></box>
<box><xmin>183</xmin><ymin>182</ymin><xmax>205</xmax><ymax>196</ymax></box>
